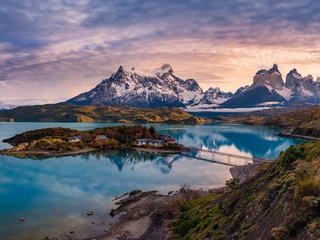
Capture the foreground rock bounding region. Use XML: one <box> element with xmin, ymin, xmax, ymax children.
<box><xmin>229</xmin><ymin>164</ymin><xmax>261</xmax><ymax>183</ymax></box>
<box><xmin>99</xmin><ymin>188</ymin><xmax>214</xmax><ymax>240</ymax></box>
<box><xmin>100</xmin><ymin>190</ymin><xmax>174</xmax><ymax>239</ymax></box>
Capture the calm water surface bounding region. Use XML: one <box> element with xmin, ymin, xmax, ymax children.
<box><xmin>0</xmin><ymin>122</ymin><xmax>303</xmax><ymax>239</ymax></box>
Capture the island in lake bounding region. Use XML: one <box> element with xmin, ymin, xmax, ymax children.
<box><xmin>1</xmin><ymin>125</ymin><xmax>187</xmax><ymax>158</ymax></box>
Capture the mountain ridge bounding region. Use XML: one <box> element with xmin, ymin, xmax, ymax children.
<box><xmin>222</xmin><ymin>64</ymin><xmax>320</xmax><ymax>108</ymax></box>
<box><xmin>0</xmin><ymin>103</ymin><xmax>205</xmax><ymax>124</ymax></box>
<box><xmin>68</xmin><ymin>63</ymin><xmax>320</xmax><ymax>109</ymax></box>
<box><xmin>68</xmin><ymin>64</ymin><xmax>233</xmax><ymax>108</ymax></box>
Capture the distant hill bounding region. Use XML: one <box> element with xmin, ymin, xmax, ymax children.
<box><xmin>219</xmin><ymin>105</ymin><xmax>320</xmax><ymax>138</ymax></box>
<box><xmin>262</xmin><ymin>106</ymin><xmax>320</xmax><ymax>138</ymax></box>
<box><xmin>0</xmin><ymin>103</ymin><xmax>205</xmax><ymax>124</ymax></box>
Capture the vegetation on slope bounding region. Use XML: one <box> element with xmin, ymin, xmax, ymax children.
<box><xmin>218</xmin><ymin>105</ymin><xmax>320</xmax><ymax>138</ymax></box>
<box><xmin>0</xmin><ymin>103</ymin><xmax>205</xmax><ymax>124</ymax></box>
<box><xmin>263</xmin><ymin>106</ymin><xmax>320</xmax><ymax>138</ymax></box>
<box><xmin>171</xmin><ymin>141</ymin><xmax>320</xmax><ymax>240</ymax></box>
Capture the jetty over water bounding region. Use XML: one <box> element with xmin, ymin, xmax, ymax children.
<box><xmin>182</xmin><ymin>148</ymin><xmax>271</xmax><ymax>167</ymax></box>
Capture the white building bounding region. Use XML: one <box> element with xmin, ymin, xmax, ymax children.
<box><xmin>69</xmin><ymin>136</ymin><xmax>81</xmax><ymax>143</ymax></box>
<box><xmin>96</xmin><ymin>135</ymin><xmax>109</xmax><ymax>141</ymax></box>
<box><xmin>135</xmin><ymin>139</ymin><xmax>165</xmax><ymax>147</ymax></box>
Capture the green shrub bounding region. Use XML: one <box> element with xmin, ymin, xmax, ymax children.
<box><xmin>226</xmin><ymin>178</ymin><xmax>240</xmax><ymax>190</ymax></box>
<box><xmin>294</xmin><ymin>177</ymin><xmax>320</xmax><ymax>204</ymax></box>
<box><xmin>286</xmin><ymin>218</ymin><xmax>307</xmax><ymax>236</ymax></box>
<box><xmin>174</xmin><ymin>217</ymin><xmax>201</xmax><ymax>237</ymax></box>
<box><xmin>280</xmin><ymin>146</ymin><xmax>305</xmax><ymax>169</ymax></box>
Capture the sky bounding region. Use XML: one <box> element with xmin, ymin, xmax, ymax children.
<box><xmin>1</xmin><ymin>0</ymin><xmax>320</xmax><ymax>105</ymax></box>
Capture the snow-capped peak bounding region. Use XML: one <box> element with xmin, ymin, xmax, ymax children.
<box><xmin>287</xmin><ymin>68</ymin><xmax>302</xmax><ymax>79</ymax></box>
<box><xmin>154</xmin><ymin>63</ymin><xmax>174</xmax><ymax>78</ymax></box>
<box><xmin>0</xmin><ymin>102</ymin><xmax>16</xmax><ymax>110</ymax></box>
<box><xmin>68</xmin><ymin>63</ymin><xmax>320</xmax><ymax>110</ymax></box>
<box><xmin>69</xmin><ymin>63</ymin><xmax>218</xmax><ymax>108</ymax></box>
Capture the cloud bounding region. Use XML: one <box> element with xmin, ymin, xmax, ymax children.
<box><xmin>0</xmin><ymin>0</ymin><xmax>320</xmax><ymax>104</ymax></box>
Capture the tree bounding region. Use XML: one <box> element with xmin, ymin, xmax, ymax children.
<box><xmin>149</xmin><ymin>126</ymin><xmax>156</xmax><ymax>136</ymax></box>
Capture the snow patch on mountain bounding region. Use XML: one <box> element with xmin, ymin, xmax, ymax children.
<box><xmin>154</xmin><ymin>63</ymin><xmax>173</xmax><ymax>78</ymax></box>
<box><xmin>0</xmin><ymin>102</ymin><xmax>16</xmax><ymax>110</ymax></box>
<box><xmin>275</xmin><ymin>87</ymin><xmax>292</xmax><ymax>101</ymax></box>
<box><xmin>186</xmin><ymin>107</ymin><xmax>276</xmax><ymax>113</ymax></box>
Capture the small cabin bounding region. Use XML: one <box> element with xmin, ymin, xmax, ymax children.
<box><xmin>95</xmin><ymin>135</ymin><xmax>109</xmax><ymax>141</ymax></box>
<box><xmin>160</xmin><ymin>135</ymin><xmax>175</xmax><ymax>144</ymax></box>
<box><xmin>69</xmin><ymin>136</ymin><xmax>81</xmax><ymax>143</ymax></box>
<box><xmin>135</xmin><ymin>139</ymin><xmax>165</xmax><ymax>147</ymax></box>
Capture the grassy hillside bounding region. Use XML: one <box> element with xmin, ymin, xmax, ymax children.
<box><xmin>263</xmin><ymin>106</ymin><xmax>320</xmax><ymax>138</ymax></box>
<box><xmin>171</xmin><ymin>141</ymin><xmax>320</xmax><ymax>239</ymax></box>
<box><xmin>218</xmin><ymin>105</ymin><xmax>320</xmax><ymax>138</ymax></box>
<box><xmin>0</xmin><ymin>103</ymin><xmax>205</xmax><ymax>124</ymax></box>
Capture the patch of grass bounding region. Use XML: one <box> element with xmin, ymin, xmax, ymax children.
<box><xmin>294</xmin><ymin>177</ymin><xmax>320</xmax><ymax>203</ymax></box>
<box><xmin>280</xmin><ymin>146</ymin><xmax>305</xmax><ymax>169</ymax></box>
<box><xmin>225</xmin><ymin>178</ymin><xmax>240</xmax><ymax>190</ymax></box>
<box><xmin>171</xmin><ymin>193</ymin><xmax>222</xmax><ymax>240</ymax></box>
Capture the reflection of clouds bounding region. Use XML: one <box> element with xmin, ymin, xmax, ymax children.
<box><xmin>159</xmin><ymin>124</ymin><xmax>302</xmax><ymax>160</ymax></box>
<box><xmin>216</xmin><ymin>144</ymin><xmax>253</xmax><ymax>158</ymax></box>
<box><xmin>263</xmin><ymin>135</ymin><xmax>279</xmax><ymax>141</ymax></box>
<box><xmin>274</xmin><ymin>141</ymin><xmax>292</xmax><ymax>153</ymax></box>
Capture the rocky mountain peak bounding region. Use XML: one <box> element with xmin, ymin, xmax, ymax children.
<box><xmin>154</xmin><ymin>63</ymin><xmax>174</xmax><ymax>78</ymax></box>
<box><xmin>208</xmin><ymin>87</ymin><xmax>220</xmax><ymax>92</ymax></box>
<box><xmin>286</xmin><ymin>69</ymin><xmax>315</xmax><ymax>88</ymax></box>
<box><xmin>68</xmin><ymin>63</ymin><xmax>210</xmax><ymax>108</ymax></box>
<box><xmin>267</xmin><ymin>64</ymin><xmax>280</xmax><ymax>74</ymax></box>
<box><xmin>287</xmin><ymin>68</ymin><xmax>301</xmax><ymax>78</ymax></box>
<box><xmin>253</xmin><ymin>64</ymin><xmax>284</xmax><ymax>89</ymax></box>
<box><xmin>113</xmin><ymin>65</ymin><xmax>127</xmax><ymax>78</ymax></box>
<box><xmin>305</xmin><ymin>74</ymin><xmax>314</xmax><ymax>81</ymax></box>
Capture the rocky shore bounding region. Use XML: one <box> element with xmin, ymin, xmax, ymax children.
<box><xmin>86</xmin><ymin>164</ymin><xmax>257</xmax><ymax>240</ymax></box>
<box><xmin>97</xmin><ymin>188</ymin><xmax>223</xmax><ymax>240</ymax></box>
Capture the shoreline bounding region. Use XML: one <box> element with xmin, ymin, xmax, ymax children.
<box><xmin>130</xmin><ymin>147</ymin><xmax>190</xmax><ymax>154</ymax></box>
<box><xmin>0</xmin><ymin>146</ymin><xmax>188</xmax><ymax>158</ymax></box>
<box><xmin>86</xmin><ymin>163</ymin><xmax>267</xmax><ymax>240</ymax></box>
<box><xmin>90</xmin><ymin>188</ymin><xmax>224</xmax><ymax>240</ymax></box>
<box><xmin>0</xmin><ymin>147</ymin><xmax>99</xmax><ymax>158</ymax></box>
<box><xmin>278</xmin><ymin>132</ymin><xmax>320</xmax><ymax>141</ymax></box>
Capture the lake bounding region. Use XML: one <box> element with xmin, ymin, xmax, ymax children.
<box><xmin>0</xmin><ymin>122</ymin><xmax>303</xmax><ymax>240</ymax></box>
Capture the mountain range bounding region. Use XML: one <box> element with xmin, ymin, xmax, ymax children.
<box><xmin>68</xmin><ymin>63</ymin><xmax>320</xmax><ymax>109</ymax></box>
<box><xmin>222</xmin><ymin>64</ymin><xmax>320</xmax><ymax>108</ymax></box>
<box><xmin>68</xmin><ymin>64</ymin><xmax>233</xmax><ymax>108</ymax></box>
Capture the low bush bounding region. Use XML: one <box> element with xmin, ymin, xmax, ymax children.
<box><xmin>280</xmin><ymin>146</ymin><xmax>305</xmax><ymax>169</ymax></box>
<box><xmin>294</xmin><ymin>177</ymin><xmax>320</xmax><ymax>204</ymax></box>
<box><xmin>225</xmin><ymin>178</ymin><xmax>240</xmax><ymax>190</ymax></box>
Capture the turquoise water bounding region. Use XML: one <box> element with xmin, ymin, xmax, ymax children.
<box><xmin>0</xmin><ymin>122</ymin><xmax>303</xmax><ymax>239</ymax></box>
